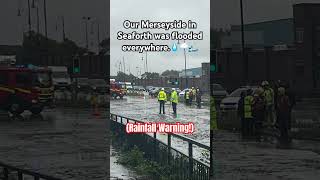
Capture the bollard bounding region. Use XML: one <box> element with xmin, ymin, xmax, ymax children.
<box><xmin>167</xmin><ymin>134</ymin><xmax>171</xmax><ymax>165</ymax></box>
<box><xmin>188</xmin><ymin>142</ymin><xmax>193</xmax><ymax>178</ymax></box>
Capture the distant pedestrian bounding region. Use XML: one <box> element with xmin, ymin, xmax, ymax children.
<box><xmin>262</xmin><ymin>81</ymin><xmax>275</xmax><ymax>127</ymax></box>
<box><xmin>185</xmin><ymin>90</ymin><xmax>190</xmax><ymax>106</ymax></box>
<box><xmin>171</xmin><ymin>88</ymin><xmax>178</xmax><ymax>115</ymax></box>
<box><xmin>276</xmin><ymin>87</ymin><xmax>291</xmax><ymax>144</ymax></box>
<box><xmin>244</xmin><ymin>89</ymin><xmax>254</xmax><ymax>137</ymax></box>
<box><xmin>252</xmin><ymin>87</ymin><xmax>265</xmax><ymax>141</ymax></box>
<box><xmin>192</xmin><ymin>87</ymin><xmax>197</xmax><ymax>101</ymax></box>
<box><xmin>196</xmin><ymin>88</ymin><xmax>202</xmax><ymax>108</ymax></box>
<box><xmin>238</xmin><ymin>91</ymin><xmax>246</xmax><ymax>137</ymax></box>
<box><xmin>158</xmin><ymin>88</ymin><xmax>167</xmax><ymax>114</ymax></box>
<box><xmin>284</xmin><ymin>82</ymin><xmax>295</xmax><ymax>133</ymax></box>
<box><xmin>189</xmin><ymin>87</ymin><xmax>194</xmax><ymax>105</ymax></box>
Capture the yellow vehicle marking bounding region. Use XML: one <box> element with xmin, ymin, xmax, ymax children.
<box><xmin>0</xmin><ymin>86</ymin><xmax>15</xmax><ymax>93</ymax></box>
<box><xmin>15</xmin><ymin>88</ymin><xmax>31</xmax><ymax>94</ymax></box>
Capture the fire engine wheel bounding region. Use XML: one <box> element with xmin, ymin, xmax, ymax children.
<box><xmin>9</xmin><ymin>103</ymin><xmax>24</xmax><ymax>115</ymax></box>
<box><xmin>30</xmin><ymin>107</ymin><xmax>43</xmax><ymax>115</ymax></box>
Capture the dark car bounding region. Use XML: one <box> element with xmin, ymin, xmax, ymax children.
<box><xmin>73</xmin><ymin>78</ymin><xmax>91</xmax><ymax>92</ymax></box>
<box><xmin>88</xmin><ymin>79</ymin><xmax>108</xmax><ymax>94</ymax></box>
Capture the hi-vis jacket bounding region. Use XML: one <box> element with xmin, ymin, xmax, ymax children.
<box><xmin>210</xmin><ymin>96</ymin><xmax>217</xmax><ymax>130</ymax></box>
<box><xmin>158</xmin><ymin>90</ymin><xmax>167</xmax><ymax>101</ymax></box>
<box><xmin>244</xmin><ymin>95</ymin><xmax>254</xmax><ymax>118</ymax></box>
<box><xmin>171</xmin><ymin>90</ymin><xmax>178</xmax><ymax>104</ymax></box>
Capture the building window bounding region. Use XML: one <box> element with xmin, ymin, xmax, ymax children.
<box><xmin>296</xmin><ymin>28</ymin><xmax>304</xmax><ymax>43</ymax></box>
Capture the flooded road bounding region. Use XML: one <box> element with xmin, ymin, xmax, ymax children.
<box><xmin>110</xmin><ymin>95</ymin><xmax>210</xmax><ymax>163</ymax></box>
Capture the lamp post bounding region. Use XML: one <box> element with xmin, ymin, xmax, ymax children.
<box><xmin>27</xmin><ymin>0</ymin><xmax>32</xmax><ymax>33</ymax></box>
<box><xmin>240</xmin><ymin>0</ymin><xmax>247</xmax><ymax>83</ymax></box>
<box><xmin>82</xmin><ymin>17</ymin><xmax>91</xmax><ymax>49</ymax></box>
<box><xmin>180</xmin><ymin>40</ymin><xmax>189</xmax><ymax>89</ymax></box>
<box><xmin>43</xmin><ymin>0</ymin><xmax>48</xmax><ymax>38</ymax></box>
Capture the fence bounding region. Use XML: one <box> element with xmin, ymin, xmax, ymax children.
<box><xmin>0</xmin><ymin>162</ymin><xmax>61</xmax><ymax>180</ymax></box>
<box><xmin>110</xmin><ymin>113</ymin><xmax>211</xmax><ymax>180</ymax></box>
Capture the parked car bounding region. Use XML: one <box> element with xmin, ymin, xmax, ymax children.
<box><xmin>73</xmin><ymin>78</ymin><xmax>90</xmax><ymax>92</ymax></box>
<box><xmin>211</xmin><ymin>84</ymin><xmax>228</xmax><ymax>102</ymax></box>
<box><xmin>133</xmin><ymin>86</ymin><xmax>146</xmax><ymax>91</ymax></box>
<box><xmin>146</xmin><ymin>86</ymin><xmax>154</xmax><ymax>92</ymax></box>
<box><xmin>179</xmin><ymin>88</ymin><xmax>190</xmax><ymax>100</ymax></box>
<box><xmin>220</xmin><ymin>86</ymin><xmax>258</xmax><ymax>111</ymax></box>
<box><xmin>149</xmin><ymin>87</ymin><xmax>160</xmax><ymax>96</ymax></box>
<box><xmin>173</xmin><ymin>88</ymin><xmax>181</xmax><ymax>94</ymax></box>
<box><xmin>88</xmin><ymin>79</ymin><xmax>108</xmax><ymax>94</ymax></box>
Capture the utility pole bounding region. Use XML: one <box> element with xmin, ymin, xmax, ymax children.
<box><xmin>36</xmin><ymin>5</ymin><xmax>40</xmax><ymax>34</ymax></box>
<box><xmin>82</xmin><ymin>17</ymin><xmax>91</xmax><ymax>49</ymax></box>
<box><xmin>240</xmin><ymin>0</ymin><xmax>247</xmax><ymax>83</ymax></box>
<box><xmin>184</xmin><ymin>40</ymin><xmax>188</xmax><ymax>89</ymax></box>
<box><xmin>97</xmin><ymin>22</ymin><xmax>100</xmax><ymax>53</ymax></box>
<box><xmin>27</xmin><ymin>0</ymin><xmax>32</xmax><ymax>32</ymax></box>
<box><xmin>43</xmin><ymin>0</ymin><xmax>48</xmax><ymax>38</ymax></box>
<box><xmin>62</xmin><ymin>16</ymin><xmax>66</xmax><ymax>41</ymax></box>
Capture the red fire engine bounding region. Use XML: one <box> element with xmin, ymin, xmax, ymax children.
<box><xmin>0</xmin><ymin>65</ymin><xmax>54</xmax><ymax>115</ymax></box>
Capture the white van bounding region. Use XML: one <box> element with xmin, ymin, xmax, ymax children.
<box><xmin>48</xmin><ymin>66</ymin><xmax>71</xmax><ymax>90</ymax></box>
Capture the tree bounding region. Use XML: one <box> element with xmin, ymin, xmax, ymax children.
<box><xmin>141</xmin><ymin>72</ymin><xmax>160</xmax><ymax>79</ymax></box>
<box><xmin>99</xmin><ymin>38</ymin><xmax>110</xmax><ymax>55</ymax></box>
<box><xmin>161</xmin><ymin>70</ymin><xmax>180</xmax><ymax>77</ymax></box>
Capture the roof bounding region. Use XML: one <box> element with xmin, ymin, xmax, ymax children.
<box><xmin>223</xmin><ymin>18</ymin><xmax>294</xmax><ymax>48</ymax></box>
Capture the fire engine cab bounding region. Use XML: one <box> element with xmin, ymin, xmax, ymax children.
<box><xmin>0</xmin><ymin>65</ymin><xmax>54</xmax><ymax>115</ymax></box>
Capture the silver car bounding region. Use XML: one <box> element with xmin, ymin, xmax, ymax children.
<box><xmin>220</xmin><ymin>86</ymin><xmax>258</xmax><ymax>111</ymax></box>
<box><xmin>212</xmin><ymin>84</ymin><xmax>228</xmax><ymax>102</ymax></box>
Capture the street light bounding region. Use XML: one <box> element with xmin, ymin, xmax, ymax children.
<box><xmin>180</xmin><ymin>40</ymin><xmax>189</xmax><ymax>89</ymax></box>
<box><xmin>240</xmin><ymin>0</ymin><xmax>247</xmax><ymax>83</ymax></box>
<box><xmin>82</xmin><ymin>17</ymin><xmax>91</xmax><ymax>49</ymax></box>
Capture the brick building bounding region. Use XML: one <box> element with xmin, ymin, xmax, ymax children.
<box><xmin>212</xmin><ymin>3</ymin><xmax>320</xmax><ymax>96</ymax></box>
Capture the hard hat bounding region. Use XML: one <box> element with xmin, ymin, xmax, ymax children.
<box><xmin>278</xmin><ymin>87</ymin><xmax>285</xmax><ymax>95</ymax></box>
<box><xmin>172</xmin><ymin>88</ymin><xmax>175</xmax><ymax>91</ymax></box>
<box><xmin>161</xmin><ymin>88</ymin><xmax>164</xmax><ymax>90</ymax></box>
<box><xmin>261</xmin><ymin>81</ymin><xmax>269</xmax><ymax>86</ymax></box>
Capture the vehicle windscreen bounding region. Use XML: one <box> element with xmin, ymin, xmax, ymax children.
<box><xmin>32</xmin><ymin>72</ymin><xmax>52</xmax><ymax>87</ymax></box>
<box><xmin>52</xmin><ymin>72</ymin><xmax>69</xmax><ymax>79</ymax></box>
<box><xmin>229</xmin><ymin>89</ymin><xmax>245</xmax><ymax>97</ymax></box>
<box><xmin>212</xmin><ymin>84</ymin><xmax>224</xmax><ymax>91</ymax></box>
<box><xmin>90</xmin><ymin>79</ymin><xmax>106</xmax><ymax>85</ymax></box>
<box><xmin>78</xmin><ymin>78</ymin><xmax>89</xmax><ymax>84</ymax></box>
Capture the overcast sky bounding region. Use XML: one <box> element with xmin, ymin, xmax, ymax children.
<box><xmin>110</xmin><ymin>0</ymin><xmax>210</xmax><ymax>76</ymax></box>
<box><xmin>1</xmin><ymin>0</ymin><xmax>319</xmax><ymax>75</ymax></box>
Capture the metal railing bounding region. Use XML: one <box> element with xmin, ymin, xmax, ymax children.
<box><xmin>0</xmin><ymin>162</ymin><xmax>62</xmax><ymax>180</ymax></box>
<box><xmin>110</xmin><ymin>113</ymin><xmax>211</xmax><ymax>180</ymax></box>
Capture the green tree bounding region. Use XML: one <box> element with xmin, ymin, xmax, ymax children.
<box><xmin>161</xmin><ymin>70</ymin><xmax>180</xmax><ymax>77</ymax></box>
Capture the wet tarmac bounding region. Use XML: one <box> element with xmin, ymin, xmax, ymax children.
<box><xmin>213</xmin><ymin>130</ymin><xmax>320</xmax><ymax>180</ymax></box>
<box><xmin>0</xmin><ymin>107</ymin><xmax>109</xmax><ymax>180</ymax></box>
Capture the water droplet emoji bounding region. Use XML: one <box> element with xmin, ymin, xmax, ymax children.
<box><xmin>172</xmin><ymin>43</ymin><xmax>177</xmax><ymax>52</ymax></box>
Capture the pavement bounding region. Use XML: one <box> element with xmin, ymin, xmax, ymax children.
<box><xmin>213</xmin><ymin>130</ymin><xmax>320</xmax><ymax>180</ymax></box>
<box><xmin>0</xmin><ymin>107</ymin><xmax>109</xmax><ymax>180</ymax></box>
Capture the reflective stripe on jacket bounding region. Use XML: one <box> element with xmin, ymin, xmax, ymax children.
<box><xmin>158</xmin><ymin>90</ymin><xmax>167</xmax><ymax>101</ymax></box>
<box><xmin>244</xmin><ymin>95</ymin><xmax>254</xmax><ymax>118</ymax></box>
<box><xmin>185</xmin><ymin>91</ymin><xmax>190</xmax><ymax>100</ymax></box>
<box><xmin>171</xmin><ymin>90</ymin><xmax>178</xmax><ymax>103</ymax></box>
<box><xmin>264</xmin><ymin>88</ymin><xmax>274</xmax><ymax>105</ymax></box>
